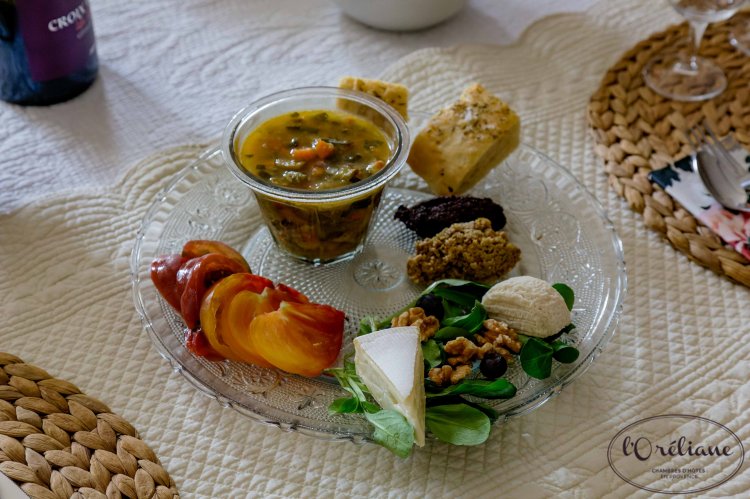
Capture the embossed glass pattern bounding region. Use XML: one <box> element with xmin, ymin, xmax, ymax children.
<box><xmin>131</xmin><ymin>144</ymin><xmax>626</xmax><ymax>443</ymax></box>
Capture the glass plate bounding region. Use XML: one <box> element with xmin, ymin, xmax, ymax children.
<box><xmin>131</xmin><ymin>144</ymin><xmax>626</xmax><ymax>443</ymax></box>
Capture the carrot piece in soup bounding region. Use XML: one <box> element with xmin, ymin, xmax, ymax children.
<box><xmin>313</xmin><ymin>139</ymin><xmax>335</xmax><ymax>159</ymax></box>
<box><xmin>291</xmin><ymin>147</ymin><xmax>317</xmax><ymax>161</ymax></box>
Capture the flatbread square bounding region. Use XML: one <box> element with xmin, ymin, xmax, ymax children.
<box><xmin>407</xmin><ymin>83</ymin><xmax>520</xmax><ymax>195</ymax></box>
<box><xmin>338</xmin><ymin>76</ymin><xmax>409</xmax><ymax>120</ymax></box>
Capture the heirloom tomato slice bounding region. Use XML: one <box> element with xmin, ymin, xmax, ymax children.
<box><xmin>185</xmin><ymin>328</ymin><xmax>224</xmax><ymax>361</ymax></box>
<box><xmin>174</xmin><ymin>257</ymin><xmax>200</xmax><ymax>300</ymax></box>
<box><xmin>273</xmin><ymin>283</ymin><xmax>309</xmax><ymax>304</ymax></box>
<box><xmin>247</xmin><ymin>301</ymin><xmax>345</xmax><ymax>377</ymax></box>
<box><xmin>221</xmin><ymin>290</ymin><xmax>277</xmax><ymax>367</ymax></box>
<box><xmin>181</xmin><ymin>240</ymin><xmax>251</xmax><ymax>272</ymax></box>
<box><xmin>200</xmin><ymin>273</ymin><xmax>273</xmax><ymax>362</ymax></box>
<box><xmin>177</xmin><ymin>253</ymin><xmax>248</xmax><ymax>329</ymax></box>
<box><xmin>150</xmin><ymin>254</ymin><xmax>188</xmax><ymax>310</ymax></box>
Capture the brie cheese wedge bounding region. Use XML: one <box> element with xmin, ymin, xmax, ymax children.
<box><xmin>353</xmin><ymin>326</ymin><xmax>426</xmax><ymax>446</ymax></box>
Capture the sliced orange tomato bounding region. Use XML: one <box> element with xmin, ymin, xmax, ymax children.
<box><xmin>221</xmin><ymin>289</ymin><xmax>277</xmax><ymax>367</ymax></box>
<box><xmin>247</xmin><ymin>301</ymin><xmax>345</xmax><ymax>377</ymax></box>
<box><xmin>181</xmin><ymin>240</ymin><xmax>251</xmax><ymax>273</ymax></box>
<box><xmin>200</xmin><ymin>273</ymin><xmax>274</xmax><ymax>361</ymax></box>
<box><xmin>202</xmin><ymin>280</ymin><xmax>312</xmax><ymax>368</ymax></box>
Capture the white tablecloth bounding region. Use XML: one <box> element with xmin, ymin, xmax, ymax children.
<box><xmin>0</xmin><ymin>0</ymin><xmax>599</xmax><ymax>212</ymax></box>
<box><xmin>4</xmin><ymin>1</ymin><xmax>750</xmax><ymax>498</ymax></box>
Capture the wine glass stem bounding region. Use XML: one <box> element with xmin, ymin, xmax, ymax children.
<box><xmin>689</xmin><ymin>20</ymin><xmax>708</xmax><ymax>69</ymax></box>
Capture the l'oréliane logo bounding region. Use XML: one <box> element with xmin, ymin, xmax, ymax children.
<box><xmin>608</xmin><ymin>414</ymin><xmax>744</xmax><ymax>494</ymax></box>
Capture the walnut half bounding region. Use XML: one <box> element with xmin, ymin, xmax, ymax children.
<box><xmin>474</xmin><ymin>318</ymin><xmax>522</xmax><ymax>361</ymax></box>
<box><xmin>391</xmin><ymin>307</ymin><xmax>440</xmax><ymax>341</ymax></box>
<box><xmin>444</xmin><ymin>336</ymin><xmax>494</xmax><ymax>366</ymax></box>
<box><xmin>428</xmin><ymin>365</ymin><xmax>472</xmax><ymax>386</ymax></box>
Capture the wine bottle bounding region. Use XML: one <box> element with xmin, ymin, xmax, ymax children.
<box><xmin>0</xmin><ymin>0</ymin><xmax>98</xmax><ymax>106</ymax></box>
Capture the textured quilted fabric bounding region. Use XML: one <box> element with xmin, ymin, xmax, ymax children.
<box><xmin>1</xmin><ymin>0</ymin><xmax>749</xmax><ymax>498</ymax></box>
<box><xmin>0</xmin><ymin>0</ymin><xmax>597</xmax><ymax>214</ymax></box>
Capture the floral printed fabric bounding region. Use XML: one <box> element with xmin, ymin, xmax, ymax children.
<box><xmin>649</xmin><ymin>153</ymin><xmax>750</xmax><ymax>260</ymax></box>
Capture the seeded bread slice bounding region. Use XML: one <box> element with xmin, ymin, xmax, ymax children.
<box><xmin>339</xmin><ymin>76</ymin><xmax>409</xmax><ymax>120</ymax></box>
<box><xmin>407</xmin><ymin>84</ymin><xmax>520</xmax><ymax>195</ymax></box>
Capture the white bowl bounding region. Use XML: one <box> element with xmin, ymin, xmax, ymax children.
<box><xmin>333</xmin><ymin>0</ymin><xmax>467</xmax><ymax>31</ymax></box>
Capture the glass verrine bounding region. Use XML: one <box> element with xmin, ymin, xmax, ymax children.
<box><xmin>222</xmin><ymin>87</ymin><xmax>410</xmax><ymax>264</ymax></box>
<box><xmin>643</xmin><ymin>0</ymin><xmax>745</xmax><ymax>102</ymax></box>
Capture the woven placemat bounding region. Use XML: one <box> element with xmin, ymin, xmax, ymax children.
<box><xmin>0</xmin><ymin>353</ymin><xmax>179</xmax><ymax>499</ymax></box>
<box><xmin>588</xmin><ymin>13</ymin><xmax>750</xmax><ymax>287</ymax></box>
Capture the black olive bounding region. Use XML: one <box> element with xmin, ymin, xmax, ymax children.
<box><xmin>415</xmin><ymin>294</ymin><xmax>444</xmax><ymax>320</ymax></box>
<box><xmin>480</xmin><ymin>353</ymin><xmax>507</xmax><ymax>379</ymax></box>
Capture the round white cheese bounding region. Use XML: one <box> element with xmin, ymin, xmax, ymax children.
<box><xmin>481</xmin><ymin>276</ymin><xmax>571</xmax><ymax>338</ymax></box>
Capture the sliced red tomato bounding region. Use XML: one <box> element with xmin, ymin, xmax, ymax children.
<box><xmin>177</xmin><ymin>253</ymin><xmax>248</xmax><ymax>330</ymax></box>
<box><xmin>247</xmin><ymin>301</ymin><xmax>345</xmax><ymax>377</ymax></box>
<box><xmin>174</xmin><ymin>257</ymin><xmax>199</xmax><ymax>300</ymax></box>
<box><xmin>200</xmin><ymin>273</ymin><xmax>274</xmax><ymax>363</ymax></box>
<box><xmin>150</xmin><ymin>254</ymin><xmax>188</xmax><ymax>310</ymax></box>
<box><xmin>181</xmin><ymin>240</ymin><xmax>251</xmax><ymax>272</ymax></box>
<box><xmin>185</xmin><ymin>328</ymin><xmax>224</xmax><ymax>361</ymax></box>
<box><xmin>261</xmin><ymin>284</ymin><xmax>309</xmax><ymax>309</ymax></box>
<box><xmin>275</xmin><ymin>283</ymin><xmax>309</xmax><ymax>304</ymax></box>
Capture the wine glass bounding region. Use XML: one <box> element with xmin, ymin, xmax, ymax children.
<box><xmin>643</xmin><ymin>0</ymin><xmax>746</xmax><ymax>102</ymax></box>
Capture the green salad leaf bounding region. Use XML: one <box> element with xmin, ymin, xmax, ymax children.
<box><xmin>519</xmin><ymin>337</ymin><xmax>554</xmax><ymax>379</ymax></box>
<box><xmin>359</xmin><ymin>314</ymin><xmax>393</xmax><ymax>336</ymax></box>
<box><xmin>556</xmin><ymin>323</ymin><xmax>576</xmax><ymax>336</ymax></box>
<box><xmin>328</xmin><ymin>397</ymin><xmax>361</xmax><ymax>414</ymax></box>
<box><xmin>425</xmin><ymin>404</ymin><xmax>491</xmax><ymax>446</ymax></box>
<box><xmin>433</xmin><ymin>326</ymin><xmax>471</xmax><ymax>341</ymax></box>
<box><xmin>518</xmin><ymin>335</ymin><xmax>580</xmax><ymax>378</ymax></box>
<box><xmin>551</xmin><ymin>340</ymin><xmax>580</xmax><ymax>363</ymax></box>
<box><xmin>421</xmin><ymin>279</ymin><xmax>490</xmax><ymax>299</ymax></box>
<box><xmin>426</xmin><ymin>378</ymin><xmax>517</xmax><ymax>399</ymax></box>
<box><xmin>466</xmin><ymin>401</ymin><xmax>500</xmax><ymax>424</ymax></box>
<box><xmin>552</xmin><ymin>283</ymin><xmax>575</xmax><ymax>311</ymax></box>
<box><xmin>326</xmin><ymin>361</ymin><xmax>372</xmax><ymax>414</ymax></box>
<box><xmin>441</xmin><ymin>299</ymin><xmax>465</xmax><ymax>319</ymax></box>
<box><xmin>431</xmin><ymin>288</ymin><xmax>478</xmax><ymax>309</ymax></box>
<box><xmin>441</xmin><ymin>301</ymin><xmax>487</xmax><ymax>333</ymax></box>
<box><xmin>421</xmin><ymin>339</ymin><xmax>443</xmax><ymax>369</ymax></box>
<box><xmin>365</xmin><ymin>410</ymin><xmax>415</xmax><ymax>458</ymax></box>
<box><xmin>358</xmin><ymin>316</ymin><xmax>378</xmax><ymax>336</ymax></box>
<box><xmin>426</xmin><ymin>396</ymin><xmax>500</xmax><ymax>424</ymax></box>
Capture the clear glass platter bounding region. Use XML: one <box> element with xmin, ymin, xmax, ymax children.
<box><xmin>131</xmin><ymin>144</ymin><xmax>626</xmax><ymax>443</ymax></box>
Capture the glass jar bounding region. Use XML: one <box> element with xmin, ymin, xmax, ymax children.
<box><xmin>222</xmin><ymin>87</ymin><xmax>410</xmax><ymax>264</ymax></box>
